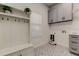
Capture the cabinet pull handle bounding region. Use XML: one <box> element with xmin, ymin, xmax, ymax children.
<box><xmin>71</xmin><ymin>41</ymin><xmax>78</xmax><ymax>44</ymax></box>
<box><xmin>71</xmin><ymin>36</ymin><xmax>78</xmax><ymax>38</ymax></box>
<box><xmin>2</xmin><ymin>17</ymin><xmax>4</xmax><ymax>20</ymax></box>
<box><xmin>71</xmin><ymin>47</ymin><xmax>77</xmax><ymax>51</ymax></box>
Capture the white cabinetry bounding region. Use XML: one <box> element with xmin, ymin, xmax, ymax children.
<box><xmin>69</xmin><ymin>35</ymin><xmax>79</xmax><ymax>55</ymax></box>
<box><xmin>48</xmin><ymin>3</ymin><xmax>73</xmax><ymax>24</ymax></box>
<box><xmin>57</xmin><ymin>3</ymin><xmax>72</xmax><ymax>22</ymax></box>
<box><xmin>48</xmin><ymin>5</ymin><xmax>58</xmax><ymax>23</ymax></box>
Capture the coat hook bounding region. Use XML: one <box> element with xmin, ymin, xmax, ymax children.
<box><xmin>2</xmin><ymin>17</ymin><xmax>4</xmax><ymax>20</ymax></box>
<box><xmin>7</xmin><ymin>18</ymin><xmax>9</xmax><ymax>21</ymax></box>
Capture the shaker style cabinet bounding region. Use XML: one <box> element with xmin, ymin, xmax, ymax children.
<box><xmin>48</xmin><ymin>3</ymin><xmax>73</xmax><ymax>24</ymax></box>
<box><xmin>69</xmin><ymin>34</ymin><xmax>79</xmax><ymax>55</ymax></box>
<box><xmin>48</xmin><ymin>4</ymin><xmax>58</xmax><ymax>23</ymax></box>
<box><xmin>57</xmin><ymin>3</ymin><xmax>72</xmax><ymax>22</ymax></box>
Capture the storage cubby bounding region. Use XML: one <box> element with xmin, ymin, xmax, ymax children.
<box><xmin>0</xmin><ymin>4</ymin><xmax>33</xmax><ymax>56</ymax></box>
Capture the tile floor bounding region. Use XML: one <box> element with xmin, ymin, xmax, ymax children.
<box><xmin>34</xmin><ymin>43</ymin><xmax>75</xmax><ymax>56</ymax></box>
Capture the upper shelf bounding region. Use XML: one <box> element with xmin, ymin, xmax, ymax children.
<box><xmin>0</xmin><ymin>12</ymin><xmax>30</xmax><ymax>20</ymax></box>
<box><xmin>0</xmin><ymin>4</ymin><xmax>30</xmax><ymax>20</ymax></box>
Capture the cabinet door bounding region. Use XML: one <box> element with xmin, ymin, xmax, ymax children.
<box><xmin>63</xmin><ymin>3</ymin><xmax>72</xmax><ymax>21</ymax></box>
<box><xmin>49</xmin><ymin>5</ymin><xmax>58</xmax><ymax>23</ymax></box>
<box><xmin>57</xmin><ymin>3</ymin><xmax>72</xmax><ymax>22</ymax></box>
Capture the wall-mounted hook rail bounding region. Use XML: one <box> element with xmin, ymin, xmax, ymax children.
<box><xmin>2</xmin><ymin>17</ymin><xmax>4</xmax><ymax>20</ymax></box>
<box><xmin>0</xmin><ymin>15</ymin><xmax>29</xmax><ymax>23</ymax></box>
<box><xmin>7</xmin><ymin>18</ymin><xmax>9</xmax><ymax>21</ymax></box>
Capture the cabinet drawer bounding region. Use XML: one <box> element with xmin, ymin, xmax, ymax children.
<box><xmin>69</xmin><ymin>39</ymin><xmax>79</xmax><ymax>45</ymax></box>
<box><xmin>69</xmin><ymin>40</ymin><xmax>79</xmax><ymax>48</ymax></box>
<box><xmin>70</xmin><ymin>40</ymin><xmax>78</xmax><ymax>44</ymax></box>
<box><xmin>71</xmin><ymin>47</ymin><xmax>78</xmax><ymax>51</ymax></box>
<box><xmin>69</xmin><ymin>37</ymin><xmax>79</xmax><ymax>41</ymax></box>
<box><xmin>69</xmin><ymin>47</ymin><xmax>79</xmax><ymax>54</ymax></box>
<box><xmin>69</xmin><ymin>43</ymin><xmax>78</xmax><ymax>48</ymax></box>
<box><xmin>69</xmin><ymin>35</ymin><xmax>79</xmax><ymax>39</ymax></box>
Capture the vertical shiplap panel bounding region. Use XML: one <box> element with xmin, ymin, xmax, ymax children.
<box><xmin>0</xmin><ymin>15</ymin><xmax>29</xmax><ymax>50</ymax></box>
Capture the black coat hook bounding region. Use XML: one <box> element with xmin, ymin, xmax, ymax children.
<box><xmin>7</xmin><ymin>18</ymin><xmax>9</xmax><ymax>21</ymax></box>
<box><xmin>2</xmin><ymin>17</ymin><xmax>4</xmax><ymax>20</ymax></box>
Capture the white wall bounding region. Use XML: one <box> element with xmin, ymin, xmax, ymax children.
<box><xmin>49</xmin><ymin>3</ymin><xmax>79</xmax><ymax>48</ymax></box>
<box><xmin>3</xmin><ymin>3</ymin><xmax>49</xmax><ymax>47</ymax></box>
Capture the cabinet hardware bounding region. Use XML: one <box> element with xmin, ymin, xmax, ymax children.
<box><xmin>71</xmin><ymin>47</ymin><xmax>77</xmax><ymax>51</ymax></box>
<box><xmin>71</xmin><ymin>41</ymin><xmax>78</xmax><ymax>44</ymax></box>
<box><xmin>71</xmin><ymin>36</ymin><xmax>78</xmax><ymax>38</ymax></box>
